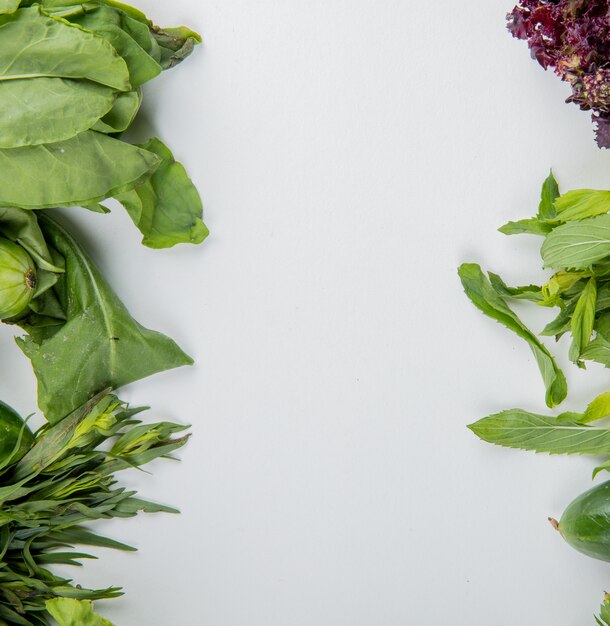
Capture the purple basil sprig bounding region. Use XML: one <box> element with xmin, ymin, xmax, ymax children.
<box><xmin>508</xmin><ymin>0</ymin><xmax>610</xmax><ymax>147</ymax></box>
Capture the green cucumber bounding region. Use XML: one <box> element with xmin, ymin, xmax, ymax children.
<box><xmin>556</xmin><ymin>480</ymin><xmax>610</xmax><ymax>562</ymax></box>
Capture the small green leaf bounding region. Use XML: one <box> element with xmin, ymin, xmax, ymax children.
<box><xmin>538</xmin><ymin>170</ymin><xmax>560</xmax><ymax>221</ymax></box>
<box><xmin>46</xmin><ymin>598</ymin><xmax>113</xmax><ymax>626</ymax></box>
<box><xmin>498</xmin><ymin>218</ymin><xmax>552</xmax><ymax>236</ymax></box>
<box><xmin>458</xmin><ymin>263</ymin><xmax>567</xmax><ymax>407</ymax></box>
<box><xmin>584</xmin><ymin>392</ymin><xmax>610</xmax><ymax>424</ymax></box>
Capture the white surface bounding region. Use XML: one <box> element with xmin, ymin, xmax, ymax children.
<box><xmin>2</xmin><ymin>0</ymin><xmax>610</xmax><ymax>624</ymax></box>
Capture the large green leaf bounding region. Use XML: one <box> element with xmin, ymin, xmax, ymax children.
<box><xmin>0</xmin><ymin>131</ymin><xmax>160</xmax><ymax>209</ymax></box>
<box><xmin>541</xmin><ymin>214</ymin><xmax>610</xmax><ymax>269</ymax></box>
<box><xmin>0</xmin><ymin>78</ymin><xmax>115</xmax><ymax>148</ymax></box>
<box><xmin>458</xmin><ymin>263</ymin><xmax>567</xmax><ymax>408</ymax></box>
<box><xmin>117</xmin><ymin>138</ymin><xmax>208</xmax><ymax>248</ymax></box>
<box><xmin>469</xmin><ymin>410</ymin><xmax>610</xmax><ymax>455</ymax></box>
<box><xmin>17</xmin><ymin>216</ymin><xmax>193</xmax><ymax>422</ymax></box>
<box><xmin>0</xmin><ymin>7</ymin><xmax>130</xmax><ymax>90</ymax></box>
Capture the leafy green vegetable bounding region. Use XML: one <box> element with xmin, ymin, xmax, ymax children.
<box><xmin>0</xmin><ymin>7</ymin><xmax>130</xmax><ymax>91</ymax></box>
<box><xmin>0</xmin><ymin>391</ymin><xmax>189</xmax><ymax>623</ymax></box>
<box><xmin>0</xmin><ymin>131</ymin><xmax>160</xmax><ymax>209</ymax></box>
<box><xmin>117</xmin><ymin>138</ymin><xmax>208</xmax><ymax>248</ymax></box>
<box><xmin>17</xmin><ymin>216</ymin><xmax>193</xmax><ymax>422</ymax></box>
<box><xmin>458</xmin><ymin>263</ymin><xmax>567</xmax><ymax>408</ymax></box>
<box><xmin>0</xmin><ymin>78</ymin><xmax>116</xmax><ymax>148</ymax></box>
<box><xmin>46</xmin><ymin>599</ymin><xmax>113</xmax><ymax>626</ymax></box>
<box><xmin>541</xmin><ymin>214</ymin><xmax>610</xmax><ymax>269</ymax></box>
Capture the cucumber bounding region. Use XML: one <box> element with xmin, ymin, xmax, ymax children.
<box><xmin>557</xmin><ymin>480</ymin><xmax>610</xmax><ymax>562</ymax></box>
<box><xmin>0</xmin><ymin>400</ymin><xmax>34</xmax><ymax>466</ymax></box>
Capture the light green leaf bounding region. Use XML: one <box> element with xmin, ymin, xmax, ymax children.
<box><xmin>0</xmin><ymin>131</ymin><xmax>160</xmax><ymax>209</ymax></box>
<box><xmin>488</xmin><ymin>272</ymin><xmax>543</xmax><ymax>302</ymax></box>
<box><xmin>468</xmin><ymin>409</ymin><xmax>610</xmax><ymax>455</ymax></box>
<box><xmin>541</xmin><ymin>214</ymin><xmax>610</xmax><ymax>269</ymax></box>
<box><xmin>0</xmin><ymin>7</ymin><xmax>130</xmax><ymax>90</ymax></box>
<box><xmin>458</xmin><ymin>263</ymin><xmax>567</xmax><ymax>408</ymax></box>
<box><xmin>0</xmin><ymin>0</ymin><xmax>19</xmax><ymax>15</ymax></box>
<box><xmin>46</xmin><ymin>598</ymin><xmax>113</xmax><ymax>626</ymax></box>
<box><xmin>540</xmin><ymin>271</ymin><xmax>587</xmax><ymax>307</ymax></box>
<box><xmin>554</xmin><ymin>189</ymin><xmax>610</xmax><ymax>222</ymax></box>
<box><xmin>0</xmin><ymin>78</ymin><xmax>115</xmax><ymax>148</ymax></box>
<box><xmin>498</xmin><ymin>218</ymin><xmax>553</xmax><ymax>236</ymax></box>
<box><xmin>117</xmin><ymin>137</ymin><xmax>208</xmax><ymax>248</ymax></box>
<box><xmin>583</xmin><ymin>392</ymin><xmax>610</xmax><ymax>424</ymax></box>
<box><xmin>17</xmin><ymin>216</ymin><xmax>193</xmax><ymax>422</ymax></box>
<box><xmin>569</xmin><ymin>277</ymin><xmax>597</xmax><ymax>365</ymax></box>
<box><xmin>581</xmin><ymin>335</ymin><xmax>610</xmax><ymax>367</ymax></box>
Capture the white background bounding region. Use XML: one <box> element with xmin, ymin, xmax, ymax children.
<box><xmin>3</xmin><ymin>0</ymin><xmax>610</xmax><ymax>624</ymax></box>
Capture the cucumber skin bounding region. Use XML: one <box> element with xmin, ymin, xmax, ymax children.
<box><xmin>0</xmin><ymin>401</ymin><xmax>34</xmax><ymax>465</ymax></box>
<box><xmin>560</xmin><ymin>481</ymin><xmax>610</xmax><ymax>562</ymax></box>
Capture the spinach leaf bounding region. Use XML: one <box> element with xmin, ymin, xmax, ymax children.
<box><xmin>468</xmin><ymin>410</ymin><xmax>610</xmax><ymax>455</ymax></box>
<box><xmin>541</xmin><ymin>214</ymin><xmax>610</xmax><ymax>269</ymax></box>
<box><xmin>0</xmin><ymin>78</ymin><xmax>115</xmax><ymax>148</ymax></box>
<box><xmin>0</xmin><ymin>131</ymin><xmax>160</xmax><ymax>209</ymax></box>
<box><xmin>69</xmin><ymin>6</ymin><xmax>162</xmax><ymax>88</ymax></box>
<box><xmin>459</xmin><ymin>263</ymin><xmax>567</xmax><ymax>407</ymax></box>
<box><xmin>17</xmin><ymin>216</ymin><xmax>193</xmax><ymax>422</ymax></box>
<box><xmin>117</xmin><ymin>138</ymin><xmax>208</xmax><ymax>248</ymax></box>
<box><xmin>0</xmin><ymin>7</ymin><xmax>130</xmax><ymax>90</ymax></box>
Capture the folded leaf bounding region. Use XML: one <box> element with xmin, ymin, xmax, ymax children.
<box><xmin>459</xmin><ymin>263</ymin><xmax>567</xmax><ymax>407</ymax></box>
<box><xmin>117</xmin><ymin>137</ymin><xmax>208</xmax><ymax>248</ymax></box>
<box><xmin>469</xmin><ymin>409</ymin><xmax>610</xmax><ymax>455</ymax></box>
<box><xmin>541</xmin><ymin>214</ymin><xmax>610</xmax><ymax>269</ymax></box>
<box><xmin>569</xmin><ymin>276</ymin><xmax>596</xmax><ymax>365</ymax></box>
<box><xmin>0</xmin><ymin>131</ymin><xmax>160</xmax><ymax>209</ymax></box>
<box><xmin>17</xmin><ymin>216</ymin><xmax>193</xmax><ymax>422</ymax></box>
<box><xmin>0</xmin><ymin>78</ymin><xmax>115</xmax><ymax>148</ymax></box>
<box><xmin>554</xmin><ymin>189</ymin><xmax>610</xmax><ymax>222</ymax></box>
<box><xmin>92</xmin><ymin>89</ymin><xmax>141</xmax><ymax>134</ymax></box>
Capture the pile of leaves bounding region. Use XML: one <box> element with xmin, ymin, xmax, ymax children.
<box><xmin>0</xmin><ymin>0</ymin><xmax>206</xmax><ymax>622</ymax></box>
<box><xmin>508</xmin><ymin>0</ymin><xmax>610</xmax><ymax>147</ymax></box>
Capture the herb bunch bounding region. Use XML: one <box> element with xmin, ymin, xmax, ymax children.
<box><xmin>508</xmin><ymin>0</ymin><xmax>610</xmax><ymax>147</ymax></box>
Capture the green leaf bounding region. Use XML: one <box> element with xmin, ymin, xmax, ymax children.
<box><xmin>117</xmin><ymin>137</ymin><xmax>208</xmax><ymax>248</ymax></box>
<box><xmin>0</xmin><ymin>0</ymin><xmax>18</xmax><ymax>15</ymax></box>
<box><xmin>580</xmin><ymin>335</ymin><xmax>610</xmax><ymax>367</ymax></box>
<box><xmin>69</xmin><ymin>6</ymin><xmax>162</xmax><ymax>88</ymax></box>
<box><xmin>583</xmin><ymin>392</ymin><xmax>610</xmax><ymax>423</ymax></box>
<box><xmin>0</xmin><ymin>78</ymin><xmax>115</xmax><ymax>148</ymax></box>
<box><xmin>541</xmin><ymin>214</ymin><xmax>610</xmax><ymax>269</ymax></box>
<box><xmin>569</xmin><ymin>277</ymin><xmax>597</xmax><ymax>365</ymax></box>
<box><xmin>469</xmin><ymin>410</ymin><xmax>610</xmax><ymax>455</ymax></box>
<box><xmin>0</xmin><ymin>7</ymin><xmax>130</xmax><ymax>91</ymax></box>
<box><xmin>16</xmin><ymin>216</ymin><xmax>193</xmax><ymax>422</ymax></box>
<box><xmin>45</xmin><ymin>598</ymin><xmax>113</xmax><ymax>626</ymax></box>
<box><xmin>540</xmin><ymin>271</ymin><xmax>587</xmax><ymax>307</ymax></box>
<box><xmin>554</xmin><ymin>189</ymin><xmax>610</xmax><ymax>222</ymax></box>
<box><xmin>538</xmin><ymin>170</ymin><xmax>560</xmax><ymax>221</ymax></box>
<box><xmin>498</xmin><ymin>218</ymin><xmax>553</xmax><ymax>236</ymax></box>
<box><xmin>458</xmin><ymin>263</ymin><xmax>567</xmax><ymax>407</ymax></box>
<box><xmin>0</xmin><ymin>131</ymin><xmax>160</xmax><ymax>209</ymax></box>
<box><xmin>488</xmin><ymin>273</ymin><xmax>543</xmax><ymax>302</ymax></box>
